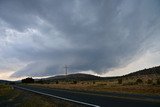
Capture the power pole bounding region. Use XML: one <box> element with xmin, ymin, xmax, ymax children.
<box><xmin>64</xmin><ymin>65</ymin><xmax>69</xmax><ymax>75</ymax></box>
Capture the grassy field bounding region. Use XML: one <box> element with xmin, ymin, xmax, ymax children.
<box><xmin>0</xmin><ymin>84</ymin><xmax>83</xmax><ymax>107</ymax></box>
<box><xmin>31</xmin><ymin>75</ymin><xmax>160</xmax><ymax>96</ymax></box>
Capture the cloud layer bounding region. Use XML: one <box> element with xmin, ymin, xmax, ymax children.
<box><xmin>0</xmin><ymin>0</ymin><xmax>160</xmax><ymax>78</ymax></box>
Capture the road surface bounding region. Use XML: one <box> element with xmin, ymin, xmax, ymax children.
<box><xmin>13</xmin><ymin>85</ymin><xmax>160</xmax><ymax>107</ymax></box>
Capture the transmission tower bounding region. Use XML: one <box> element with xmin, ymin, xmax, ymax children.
<box><xmin>64</xmin><ymin>65</ymin><xmax>69</xmax><ymax>75</ymax></box>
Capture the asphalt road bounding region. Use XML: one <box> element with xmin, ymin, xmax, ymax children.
<box><xmin>13</xmin><ymin>85</ymin><xmax>160</xmax><ymax>107</ymax></box>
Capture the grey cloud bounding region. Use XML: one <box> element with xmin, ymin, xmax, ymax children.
<box><xmin>0</xmin><ymin>0</ymin><xmax>160</xmax><ymax>77</ymax></box>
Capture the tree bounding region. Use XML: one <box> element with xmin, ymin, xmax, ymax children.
<box><xmin>118</xmin><ymin>78</ymin><xmax>122</xmax><ymax>84</ymax></box>
<box><xmin>22</xmin><ymin>77</ymin><xmax>34</xmax><ymax>83</ymax></box>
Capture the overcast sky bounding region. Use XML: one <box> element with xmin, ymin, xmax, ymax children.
<box><xmin>0</xmin><ymin>0</ymin><xmax>160</xmax><ymax>80</ymax></box>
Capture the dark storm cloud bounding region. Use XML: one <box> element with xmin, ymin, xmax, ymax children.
<box><xmin>0</xmin><ymin>0</ymin><xmax>160</xmax><ymax>77</ymax></box>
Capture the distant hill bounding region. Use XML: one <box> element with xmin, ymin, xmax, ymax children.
<box><xmin>0</xmin><ymin>80</ymin><xmax>10</xmax><ymax>84</ymax></box>
<box><xmin>44</xmin><ymin>73</ymin><xmax>100</xmax><ymax>81</ymax></box>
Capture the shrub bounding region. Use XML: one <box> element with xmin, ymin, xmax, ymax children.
<box><xmin>152</xmin><ymin>83</ymin><xmax>156</xmax><ymax>86</ymax></box>
<box><xmin>135</xmin><ymin>78</ymin><xmax>143</xmax><ymax>84</ymax></box>
<box><xmin>73</xmin><ymin>80</ymin><xmax>77</xmax><ymax>84</ymax></box>
<box><xmin>157</xmin><ymin>79</ymin><xmax>160</xmax><ymax>85</ymax></box>
<box><xmin>55</xmin><ymin>81</ymin><xmax>59</xmax><ymax>84</ymax></box>
<box><xmin>93</xmin><ymin>81</ymin><xmax>95</xmax><ymax>84</ymax></box>
<box><xmin>118</xmin><ymin>78</ymin><xmax>122</xmax><ymax>84</ymax></box>
<box><xmin>123</xmin><ymin>82</ymin><xmax>136</xmax><ymax>85</ymax></box>
<box><xmin>147</xmin><ymin>79</ymin><xmax>153</xmax><ymax>84</ymax></box>
<box><xmin>37</xmin><ymin>79</ymin><xmax>44</xmax><ymax>84</ymax></box>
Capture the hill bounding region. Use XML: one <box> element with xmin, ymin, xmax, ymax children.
<box><xmin>28</xmin><ymin>65</ymin><xmax>160</xmax><ymax>85</ymax></box>
<box><xmin>44</xmin><ymin>73</ymin><xmax>101</xmax><ymax>81</ymax></box>
<box><xmin>124</xmin><ymin>66</ymin><xmax>160</xmax><ymax>77</ymax></box>
<box><xmin>0</xmin><ymin>80</ymin><xmax>10</xmax><ymax>84</ymax></box>
<box><xmin>35</xmin><ymin>66</ymin><xmax>160</xmax><ymax>83</ymax></box>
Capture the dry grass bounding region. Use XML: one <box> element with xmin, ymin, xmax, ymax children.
<box><xmin>0</xmin><ymin>84</ymin><xmax>83</xmax><ymax>107</ymax></box>
<box><xmin>0</xmin><ymin>84</ymin><xmax>13</xmax><ymax>96</ymax></box>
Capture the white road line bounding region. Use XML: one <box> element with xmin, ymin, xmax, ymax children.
<box><xmin>14</xmin><ymin>85</ymin><xmax>100</xmax><ymax>107</ymax></box>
